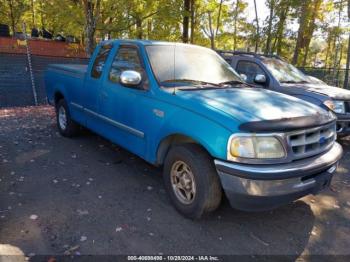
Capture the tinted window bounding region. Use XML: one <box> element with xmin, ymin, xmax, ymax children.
<box><xmin>236</xmin><ymin>61</ymin><xmax>266</xmax><ymax>84</ymax></box>
<box><xmin>91</xmin><ymin>45</ymin><xmax>111</xmax><ymax>78</ymax></box>
<box><xmin>109</xmin><ymin>46</ymin><xmax>143</xmax><ymax>83</ymax></box>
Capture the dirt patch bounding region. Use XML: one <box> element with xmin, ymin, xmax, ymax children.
<box><xmin>0</xmin><ymin>106</ymin><xmax>349</xmax><ymax>258</ymax></box>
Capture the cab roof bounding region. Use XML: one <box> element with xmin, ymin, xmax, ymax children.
<box><xmin>100</xmin><ymin>39</ymin><xmax>202</xmax><ymax>48</ymax></box>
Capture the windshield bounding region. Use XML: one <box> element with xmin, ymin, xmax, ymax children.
<box><xmin>145</xmin><ymin>44</ymin><xmax>242</xmax><ymax>87</ymax></box>
<box><xmin>262</xmin><ymin>58</ymin><xmax>310</xmax><ymax>83</ymax></box>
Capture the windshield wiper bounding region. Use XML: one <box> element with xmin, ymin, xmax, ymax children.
<box><xmin>161</xmin><ymin>79</ymin><xmax>221</xmax><ymax>87</ymax></box>
<box><xmin>218</xmin><ymin>80</ymin><xmax>245</xmax><ymax>86</ymax></box>
<box><xmin>281</xmin><ymin>80</ymin><xmax>309</xmax><ymax>84</ymax></box>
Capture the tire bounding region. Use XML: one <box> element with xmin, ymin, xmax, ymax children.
<box><xmin>55</xmin><ymin>99</ymin><xmax>80</xmax><ymax>137</ymax></box>
<box><xmin>163</xmin><ymin>144</ymin><xmax>222</xmax><ymax>219</ymax></box>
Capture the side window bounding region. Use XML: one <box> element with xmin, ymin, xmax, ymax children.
<box><xmin>91</xmin><ymin>45</ymin><xmax>111</xmax><ymax>78</ymax></box>
<box><xmin>236</xmin><ymin>61</ymin><xmax>266</xmax><ymax>85</ymax></box>
<box><xmin>109</xmin><ymin>46</ymin><xmax>145</xmax><ymax>86</ymax></box>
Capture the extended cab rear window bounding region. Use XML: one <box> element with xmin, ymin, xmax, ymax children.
<box><xmin>91</xmin><ymin>45</ymin><xmax>112</xmax><ymax>78</ymax></box>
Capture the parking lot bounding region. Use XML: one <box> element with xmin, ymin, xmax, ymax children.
<box><xmin>0</xmin><ymin>106</ymin><xmax>350</xmax><ymax>259</ymax></box>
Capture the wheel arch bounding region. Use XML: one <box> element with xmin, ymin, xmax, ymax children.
<box><xmin>156</xmin><ymin>133</ymin><xmax>211</xmax><ymax>166</ymax></box>
<box><xmin>54</xmin><ymin>91</ymin><xmax>65</xmax><ymax>105</ymax></box>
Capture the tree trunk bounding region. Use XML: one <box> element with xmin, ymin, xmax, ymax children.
<box><xmin>31</xmin><ymin>0</ymin><xmax>35</xmax><ymax>28</ymax></box>
<box><xmin>136</xmin><ymin>17</ymin><xmax>143</xmax><ymax>39</ymax></box>
<box><xmin>208</xmin><ymin>11</ymin><xmax>215</xmax><ymax>49</ymax></box>
<box><xmin>302</xmin><ymin>45</ymin><xmax>310</xmax><ymax>67</ymax></box>
<box><xmin>39</xmin><ymin>0</ymin><xmax>45</xmax><ymax>28</ymax></box>
<box><xmin>253</xmin><ymin>0</ymin><xmax>259</xmax><ymax>53</ymax></box>
<box><xmin>7</xmin><ymin>0</ymin><xmax>15</xmax><ymax>35</ymax></box>
<box><xmin>82</xmin><ymin>0</ymin><xmax>101</xmax><ymax>55</ymax></box>
<box><xmin>232</xmin><ymin>0</ymin><xmax>240</xmax><ymax>51</ymax></box>
<box><xmin>344</xmin><ymin>33</ymin><xmax>350</xmax><ymax>89</ymax></box>
<box><xmin>324</xmin><ymin>32</ymin><xmax>332</xmax><ymax>68</ymax></box>
<box><xmin>301</xmin><ymin>0</ymin><xmax>322</xmax><ymax>67</ymax></box>
<box><xmin>292</xmin><ymin>1</ymin><xmax>308</xmax><ymax>65</ymax></box>
<box><xmin>147</xmin><ymin>19</ymin><xmax>152</xmax><ymax>39</ymax></box>
<box><xmin>265</xmin><ymin>0</ymin><xmax>275</xmax><ymax>54</ymax></box>
<box><xmin>272</xmin><ymin>4</ymin><xmax>289</xmax><ymax>55</ymax></box>
<box><xmin>343</xmin><ymin>0</ymin><xmax>350</xmax><ymax>89</ymax></box>
<box><xmin>333</xmin><ymin>3</ymin><xmax>343</xmax><ymax>80</ymax></box>
<box><xmin>190</xmin><ymin>0</ymin><xmax>195</xmax><ymax>43</ymax></box>
<box><xmin>215</xmin><ymin>0</ymin><xmax>224</xmax><ymax>36</ymax></box>
<box><xmin>183</xmin><ymin>0</ymin><xmax>190</xmax><ymax>43</ymax></box>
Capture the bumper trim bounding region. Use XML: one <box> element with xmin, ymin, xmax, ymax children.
<box><xmin>215</xmin><ymin>142</ymin><xmax>343</xmax><ymax>180</ymax></box>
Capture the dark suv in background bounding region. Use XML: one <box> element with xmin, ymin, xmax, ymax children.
<box><xmin>217</xmin><ymin>51</ymin><xmax>350</xmax><ymax>137</ymax></box>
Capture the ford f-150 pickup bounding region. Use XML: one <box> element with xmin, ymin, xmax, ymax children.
<box><xmin>45</xmin><ymin>40</ymin><xmax>343</xmax><ymax>219</ymax></box>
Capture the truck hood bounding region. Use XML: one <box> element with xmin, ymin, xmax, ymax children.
<box><xmin>281</xmin><ymin>82</ymin><xmax>350</xmax><ymax>100</ymax></box>
<box><xmin>177</xmin><ymin>87</ymin><xmax>329</xmax><ymax>124</ymax></box>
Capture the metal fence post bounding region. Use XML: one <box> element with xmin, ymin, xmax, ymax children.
<box><xmin>22</xmin><ymin>23</ymin><xmax>38</xmax><ymax>106</ymax></box>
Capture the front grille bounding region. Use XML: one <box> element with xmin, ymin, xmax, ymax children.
<box><xmin>287</xmin><ymin>123</ymin><xmax>336</xmax><ymax>160</ymax></box>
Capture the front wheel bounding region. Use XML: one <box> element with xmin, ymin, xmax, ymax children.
<box><xmin>55</xmin><ymin>99</ymin><xmax>80</xmax><ymax>137</ymax></box>
<box><xmin>163</xmin><ymin>144</ymin><xmax>222</xmax><ymax>219</ymax></box>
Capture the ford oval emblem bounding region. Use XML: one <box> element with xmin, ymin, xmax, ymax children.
<box><xmin>319</xmin><ymin>136</ymin><xmax>327</xmax><ymax>145</ymax></box>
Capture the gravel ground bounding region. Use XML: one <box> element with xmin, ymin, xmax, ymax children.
<box><xmin>0</xmin><ymin>106</ymin><xmax>349</xmax><ymax>260</ymax></box>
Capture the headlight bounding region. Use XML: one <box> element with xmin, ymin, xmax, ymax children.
<box><xmin>333</xmin><ymin>101</ymin><xmax>346</xmax><ymax>114</ymax></box>
<box><xmin>323</xmin><ymin>100</ymin><xmax>345</xmax><ymax>114</ymax></box>
<box><xmin>228</xmin><ymin>135</ymin><xmax>286</xmax><ymax>160</ymax></box>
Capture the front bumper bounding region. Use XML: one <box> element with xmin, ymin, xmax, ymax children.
<box><xmin>215</xmin><ymin>142</ymin><xmax>343</xmax><ymax>211</ymax></box>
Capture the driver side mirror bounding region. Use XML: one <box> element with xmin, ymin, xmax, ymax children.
<box><xmin>120</xmin><ymin>70</ymin><xmax>142</xmax><ymax>87</ymax></box>
<box><xmin>254</xmin><ymin>74</ymin><xmax>266</xmax><ymax>84</ymax></box>
<box><xmin>240</xmin><ymin>73</ymin><xmax>248</xmax><ymax>82</ymax></box>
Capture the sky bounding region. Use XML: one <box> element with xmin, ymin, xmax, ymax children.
<box><xmin>245</xmin><ymin>0</ymin><xmax>269</xmax><ymax>23</ymax></box>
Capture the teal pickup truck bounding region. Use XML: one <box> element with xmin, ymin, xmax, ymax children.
<box><xmin>45</xmin><ymin>40</ymin><xmax>343</xmax><ymax>219</ymax></box>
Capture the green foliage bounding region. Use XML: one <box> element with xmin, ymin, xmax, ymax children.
<box><xmin>0</xmin><ymin>0</ymin><xmax>30</xmax><ymax>33</ymax></box>
<box><xmin>0</xmin><ymin>0</ymin><xmax>348</xmax><ymax>69</ymax></box>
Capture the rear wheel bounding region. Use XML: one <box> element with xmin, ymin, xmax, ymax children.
<box><xmin>163</xmin><ymin>144</ymin><xmax>222</xmax><ymax>219</ymax></box>
<box><xmin>56</xmin><ymin>99</ymin><xmax>80</xmax><ymax>137</ymax></box>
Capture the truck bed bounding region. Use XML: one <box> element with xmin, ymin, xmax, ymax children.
<box><xmin>49</xmin><ymin>64</ymin><xmax>88</xmax><ymax>75</ymax></box>
<box><xmin>45</xmin><ymin>63</ymin><xmax>89</xmax><ymax>105</ymax></box>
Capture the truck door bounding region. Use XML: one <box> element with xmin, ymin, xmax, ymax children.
<box><xmin>98</xmin><ymin>44</ymin><xmax>148</xmax><ymax>157</ymax></box>
<box><xmin>84</xmin><ymin>44</ymin><xmax>112</xmax><ymax>128</ymax></box>
<box><xmin>235</xmin><ymin>60</ymin><xmax>270</xmax><ymax>88</ymax></box>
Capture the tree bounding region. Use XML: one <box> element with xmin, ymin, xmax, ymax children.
<box><xmin>253</xmin><ymin>0</ymin><xmax>259</xmax><ymax>52</ymax></box>
<box><xmin>292</xmin><ymin>0</ymin><xmax>323</xmax><ymax>66</ymax></box>
<box><xmin>190</xmin><ymin>0</ymin><xmax>195</xmax><ymax>43</ymax></box>
<box><xmin>82</xmin><ymin>0</ymin><xmax>101</xmax><ymax>55</ymax></box>
<box><xmin>232</xmin><ymin>0</ymin><xmax>240</xmax><ymax>51</ymax></box>
<box><xmin>264</xmin><ymin>0</ymin><xmax>276</xmax><ymax>54</ymax></box>
<box><xmin>292</xmin><ymin>1</ymin><xmax>309</xmax><ymax>64</ymax></box>
<box><xmin>343</xmin><ymin>0</ymin><xmax>350</xmax><ymax>89</ymax></box>
<box><xmin>0</xmin><ymin>0</ymin><xmax>29</xmax><ymax>35</ymax></box>
<box><xmin>301</xmin><ymin>0</ymin><xmax>322</xmax><ymax>67</ymax></box>
<box><xmin>229</xmin><ymin>0</ymin><xmax>248</xmax><ymax>51</ymax></box>
<box><xmin>271</xmin><ymin>0</ymin><xmax>290</xmax><ymax>55</ymax></box>
<box><xmin>201</xmin><ymin>0</ymin><xmax>225</xmax><ymax>49</ymax></box>
<box><xmin>183</xmin><ymin>0</ymin><xmax>190</xmax><ymax>43</ymax></box>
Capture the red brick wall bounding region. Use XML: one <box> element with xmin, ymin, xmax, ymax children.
<box><xmin>0</xmin><ymin>37</ymin><xmax>87</xmax><ymax>58</ymax></box>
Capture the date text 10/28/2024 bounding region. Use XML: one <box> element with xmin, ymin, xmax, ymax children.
<box><xmin>127</xmin><ymin>256</ymin><xmax>220</xmax><ymax>261</ymax></box>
